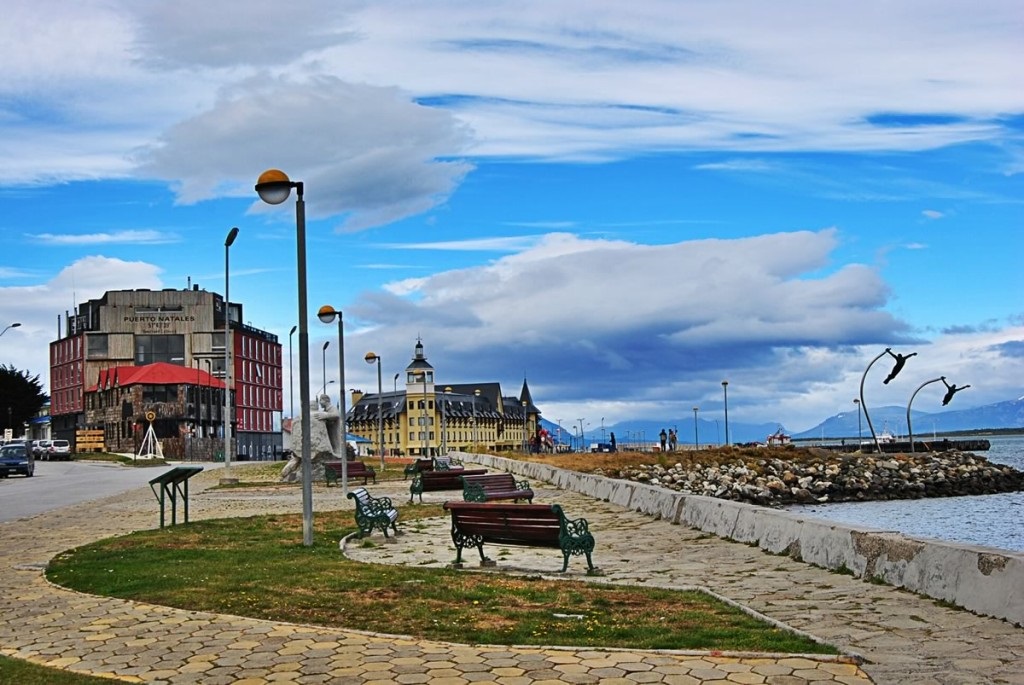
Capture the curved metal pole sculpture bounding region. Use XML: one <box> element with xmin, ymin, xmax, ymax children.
<box><xmin>859</xmin><ymin>348</ymin><xmax>915</xmax><ymax>454</ymax></box>
<box><xmin>858</xmin><ymin>350</ymin><xmax>889</xmax><ymax>454</ymax></box>
<box><xmin>906</xmin><ymin>377</ymin><xmax>945</xmax><ymax>453</ymax></box>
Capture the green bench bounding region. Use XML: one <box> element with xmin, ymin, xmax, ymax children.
<box><xmin>409</xmin><ymin>468</ymin><xmax>487</xmax><ymax>503</ymax></box>
<box><xmin>403</xmin><ymin>458</ymin><xmax>434</xmax><ymax>480</ymax></box>
<box><xmin>347</xmin><ymin>487</ymin><xmax>399</xmax><ymax>538</ymax></box>
<box><xmin>461</xmin><ymin>472</ymin><xmax>534</xmax><ymax>503</ymax></box>
<box><xmin>325</xmin><ymin>460</ymin><xmax>376</xmax><ymax>486</ymax></box>
<box><xmin>443</xmin><ymin>501</ymin><xmax>598</xmax><ymax>574</ymax></box>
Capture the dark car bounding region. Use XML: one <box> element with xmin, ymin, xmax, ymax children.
<box><xmin>0</xmin><ymin>443</ymin><xmax>34</xmax><ymax>477</ymax></box>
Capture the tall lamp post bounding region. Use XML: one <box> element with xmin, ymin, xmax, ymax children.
<box><xmin>318</xmin><ymin>306</ymin><xmax>347</xmax><ymax>496</ymax></box>
<box><xmin>222</xmin><ymin>226</ymin><xmax>239</xmax><ymax>484</ymax></box>
<box><xmin>441</xmin><ymin>386</ymin><xmax>452</xmax><ymax>454</ymax></box>
<box><xmin>853</xmin><ymin>398</ymin><xmax>862</xmax><ymax>447</ymax></box>
<box><xmin>321</xmin><ymin>341</ymin><xmax>331</xmax><ymax>399</ymax></box>
<box><xmin>0</xmin><ymin>322</ymin><xmax>21</xmax><ymax>337</ymax></box>
<box><xmin>721</xmin><ymin>381</ymin><xmax>730</xmax><ymax>447</ymax></box>
<box><xmin>472</xmin><ymin>389</ymin><xmax>481</xmax><ymax>449</ymax></box>
<box><xmin>255</xmin><ymin>169</ymin><xmax>314</xmax><ymax>546</ymax></box>
<box><xmin>692</xmin><ymin>407</ymin><xmax>699</xmax><ymax>449</ymax></box>
<box><xmin>288</xmin><ymin>325</ymin><xmax>297</xmax><ymax>421</ymax></box>
<box><xmin>364</xmin><ymin>352</ymin><xmax>385</xmax><ymax>469</ymax></box>
<box><xmin>523</xmin><ymin>401</ymin><xmax>529</xmax><ymax>452</ymax></box>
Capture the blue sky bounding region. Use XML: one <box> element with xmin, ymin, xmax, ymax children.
<box><xmin>1</xmin><ymin>0</ymin><xmax>1022</xmax><ymax>432</ymax></box>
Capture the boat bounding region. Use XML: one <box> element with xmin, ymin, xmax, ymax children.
<box><xmin>766</xmin><ymin>427</ymin><xmax>792</xmax><ymax>447</ymax></box>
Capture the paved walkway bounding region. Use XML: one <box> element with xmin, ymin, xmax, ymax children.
<box><xmin>0</xmin><ymin>465</ymin><xmax>1020</xmax><ymax>684</ymax></box>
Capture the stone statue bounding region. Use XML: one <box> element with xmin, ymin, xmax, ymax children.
<box><xmin>280</xmin><ymin>395</ymin><xmax>347</xmax><ymax>482</ymax></box>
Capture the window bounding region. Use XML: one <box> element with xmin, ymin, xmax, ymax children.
<box><xmin>142</xmin><ymin>384</ymin><xmax>178</xmax><ymax>404</ymax></box>
<box><xmin>87</xmin><ymin>334</ymin><xmax>108</xmax><ymax>359</ymax></box>
<box><xmin>135</xmin><ymin>335</ymin><xmax>185</xmax><ymax>365</ymax></box>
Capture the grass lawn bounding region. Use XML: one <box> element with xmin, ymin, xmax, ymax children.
<box><xmin>46</xmin><ymin>496</ymin><xmax>835</xmax><ymax>655</ymax></box>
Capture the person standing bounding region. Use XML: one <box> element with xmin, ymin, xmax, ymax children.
<box><xmin>659</xmin><ymin>428</ymin><xmax>668</xmax><ymax>452</ymax></box>
<box><xmin>668</xmin><ymin>429</ymin><xmax>678</xmax><ymax>452</ymax></box>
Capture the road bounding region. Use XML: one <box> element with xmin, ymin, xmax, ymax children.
<box><xmin>0</xmin><ymin>459</ymin><xmax>215</xmax><ymax>523</ymax></box>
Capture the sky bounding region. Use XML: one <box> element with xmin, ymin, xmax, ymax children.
<box><xmin>1</xmin><ymin>0</ymin><xmax>1022</xmax><ymax>433</ymax></box>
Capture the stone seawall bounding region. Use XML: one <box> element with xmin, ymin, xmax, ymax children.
<box><xmin>452</xmin><ymin>451</ymin><xmax>1024</xmax><ymax>626</ymax></box>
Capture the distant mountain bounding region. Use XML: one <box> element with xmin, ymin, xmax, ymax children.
<box><xmin>540</xmin><ymin>398</ymin><xmax>1024</xmax><ymax>450</ymax></box>
<box><xmin>792</xmin><ymin>398</ymin><xmax>1024</xmax><ymax>440</ymax></box>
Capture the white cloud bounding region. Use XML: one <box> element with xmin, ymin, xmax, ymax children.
<box><xmin>134</xmin><ymin>76</ymin><xmax>474</xmax><ymax>231</ymax></box>
<box><xmin>343</xmin><ymin>229</ymin><xmax>953</xmax><ymax>429</ymax></box>
<box><xmin>30</xmin><ymin>230</ymin><xmax>180</xmax><ymax>246</ymax></box>
<box><xmin>0</xmin><ymin>256</ymin><xmax>165</xmax><ymax>383</ymax></box>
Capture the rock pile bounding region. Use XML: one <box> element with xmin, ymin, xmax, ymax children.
<box><xmin>600</xmin><ymin>451</ymin><xmax>1024</xmax><ymax>505</ymax></box>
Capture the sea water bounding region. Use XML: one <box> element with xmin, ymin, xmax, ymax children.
<box><xmin>785</xmin><ymin>434</ymin><xmax>1024</xmax><ymax>553</ymax></box>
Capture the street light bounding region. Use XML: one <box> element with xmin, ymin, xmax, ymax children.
<box><xmin>523</xmin><ymin>401</ymin><xmax>529</xmax><ymax>452</ymax></box>
<box><xmin>317</xmin><ymin>306</ymin><xmax>347</xmax><ymax>497</ymax></box>
<box><xmin>441</xmin><ymin>386</ymin><xmax>452</xmax><ymax>454</ymax></box>
<box><xmin>222</xmin><ymin>226</ymin><xmax>239</xmax><ymax>485</ymax></box>
<box><xmin>288</xmin><ymin>325</ymin><xmax>297</xmax><ymax>420</ymax></box>
<box><xmin>693</xmin><ymin>407</ymin><xmax>699</xmax><ymax>449</ymax></box>
<box><xmin>853</xmin><ymin>398</ymin><xmax>862</xmax><ymax>447</ymax></box>
<box><xmin>0</xmin><ymin>322</ymin><xmax>21</xmax><ymax>337</ymax></box>
<box><xmin>472</xmin><ymin>389</ymin><xmax>481</xmax><ymax>448</ymax></box>
<box><xmin>321</xmin><ymin>340</ymin><xmax>331</xmax><ymax>399</ymax></box>
<box><xmin>255</xmin><ymin>168</ymin><xmax>313</xmax><ymax>546</ymax></box>
<box><xmin>364</xmin><ymin>352</ymin><xmax>385</xmax><ymax>469</ymax></box>
<box><xmin>721</xmin><ymin>381</ymin><xmax>730</xmax><ymax>447</ymax></box>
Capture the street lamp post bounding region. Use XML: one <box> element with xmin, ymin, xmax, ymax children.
<box><xmin>317</xmin><ymin>306</ymin><xmax>347</xmax><ymax>496</ymax></box>
<box><xmin>692</xmin><ymin>407</ymin><xmax>699</xmax><ymax>449</ymax></box>
<box><xmin>222</xmin><ymin>226</ymin><xmax>239</xmax><ymax>485</ymax></box>
<box><xmin>321</xmin><ymin>341</ymin><xmax>331</xmax><ymax>399</ymax></box>
<box><xmin>364</xmin><ymin>352</ymin><xmax>385</xmax><ymax>469</ymax></box>
<box><xmin>0</xmin><ymin>322</ymin><xmax>21</xmax><ymax>338</ymax></box>
<box><xmin>288</xmin><ymin>325</ymin><xmax>297</xmax><ymax>421</ymax></box>
<box><xmin>853</xmin><ymin>398</ymin><xmax>862</xmax><ymax>447</ymax></box>
<box><xmin>441</xmin><ymin>386</ymin><xmax>452</xmax><ymax>454</ymax></box>
<box><xmin>255</xmin><ymin>169</ymin><xmax>314</xmax><ymax>546</ymax></box>
<box><xmin>721</xmin><ymin>381</ymin><xmax>729</xmax><ymax>447</ymax></box>
<box><xmin>523</xmin><ymin>401</ymin><xmax>529</xmax><ymax>452</ymax></box>
<box><xmin>472</xmin><ymin>389</ymin><xmax>481</xmax><ymax>449</ymax></box>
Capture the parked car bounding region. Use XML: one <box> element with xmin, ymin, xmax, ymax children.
<box><xmin>33</xmin><ymin>439</ymin><xmax>51</xmax><ymax>458</ymax></box>
<box><xmin>48</xmin><ymin>439</ymin><xmax>72</xmax><ymax>461</ymax></box>
<box><xmin>0</xmin><ymin>443</ymin><xmax>34</xmax><ymax>477</ymax></box>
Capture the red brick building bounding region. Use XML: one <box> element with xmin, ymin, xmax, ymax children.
<box><xmin>50</xmin><ymin>287</ymin><xmax>282</xmax><ymax>460</ymax></box>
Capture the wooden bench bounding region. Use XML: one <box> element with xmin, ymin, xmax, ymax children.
<box><xmin>324</xmin><ymin>460</ymin><xmax>376</xmax><ymax>486</ymax></box>
<box><xmin>347</xmin><ymin>487</ymin><xmax>399</xmax><ymax>538</ymax></box>
<box><xmin>403</xmin><ymin>458</ymin><xmax>434</xmax><ymax>480</ymax></box>
<box><xmin>409</xmin><ymin>468</ymin><xmax>487</xmax><ymax>503</ymax></box>
<box><xmin>461</xmin><ymin>472</ymin><xmax>534</xmax><ymax>503</ymax></box>
<box><xmin>442</xmin><ymin>501</ymin><xmax>598</xmax><ymax>574</ymax></box>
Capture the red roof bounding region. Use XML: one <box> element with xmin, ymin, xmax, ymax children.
<box><xmin>87</xmin><ymin>362</ymin><xmax>226</xmax><ymax>392</ymax></box>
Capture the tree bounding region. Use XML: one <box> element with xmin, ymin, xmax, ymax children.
<box><xmin>0</xmin><ymin>365</ymin><xmax>48</xmax><ymax>433</ymax></box>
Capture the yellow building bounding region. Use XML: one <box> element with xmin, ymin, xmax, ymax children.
<box><xmin>347</xmin><ymin>340</ymin><xmax>539</xmax><ymax>457</ymax></box>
